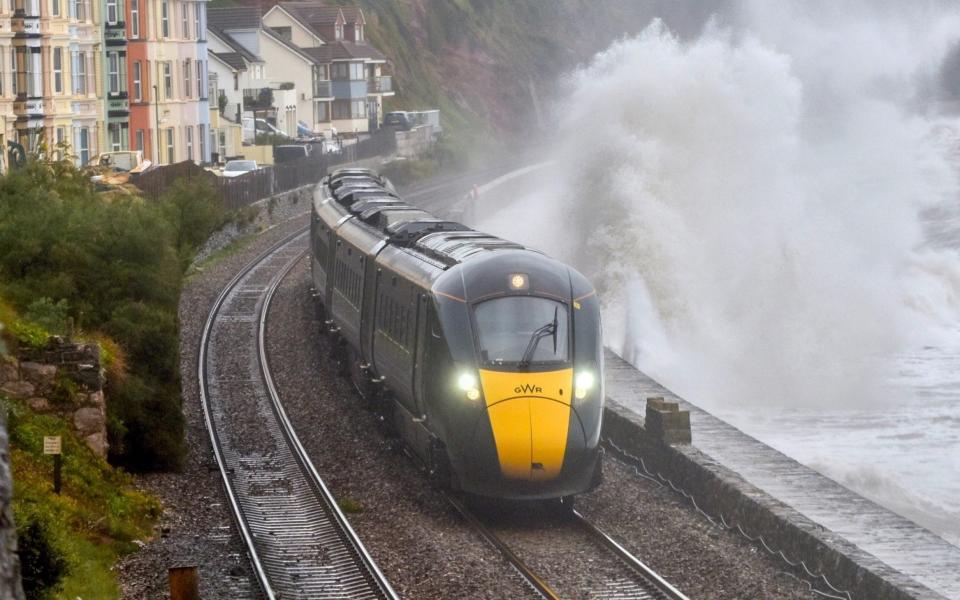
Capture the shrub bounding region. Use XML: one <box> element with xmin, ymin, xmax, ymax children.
<box><xmin>24</xmin><ymin>297</ymin><xmax>70</xmax><ymax>335</ymax></box>
<box><xmin>107</xmin><ymin>374</ymin><xmax>184</xmax><ymax>471</ymax></box>
<box><xmin>17</xmin><ymin>512</ymin><xmax>70</xmax><ymax>599</ymax></box>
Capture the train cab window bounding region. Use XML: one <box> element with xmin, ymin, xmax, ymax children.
<box><xmin>473</xmin><ymin>297</ymin><xmax>569</xmax><ymax>367</ymax></box>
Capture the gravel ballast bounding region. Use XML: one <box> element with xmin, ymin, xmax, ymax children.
<box><xmin>118</xmin><ymin>173</ymin><xmax>822</xmax><ymax>599</ymax></box>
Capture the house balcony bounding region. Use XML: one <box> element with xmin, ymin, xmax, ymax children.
<box><xmin>243</xmin><ymin>87</ymin><xmax>274</xmax><ymax>111</ymax></box>
<box><xmin>367</xmin><ymin>76</ymin><xmax>392</xmax><ymax>94</ymax></box>
<box><xmin>107</xmin><ymin>93</ymin><xmax>129</xmax><ymax>117</ymax></box>
<box><xmin>313</xmin><ymin>79</ymin><xmax>332</xmax><ymax>99</ymax></box>
<box><xmin>11</xmin><ymin>14</ymin><xmax>41</xmax><ymax>37</ymax></box>
<box><xmin>13</xmin><ymin>99</ymin><xmax>44</xmax><ymax>118</ymax></box>
<box><xmin>104</xmin><ymin>22</ymin><xmax>126</xmax><ymax>45</ymax></box>
<box><xmin>331</xmin><ymin>79</ymin><xmax>367</xmax><ymax>100</ymax></box>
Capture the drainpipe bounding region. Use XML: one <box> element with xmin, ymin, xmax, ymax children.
<box><xmin>153</xmin><ymin>84</ymin><xmax>160</xmax><ymax>163</ymax></box>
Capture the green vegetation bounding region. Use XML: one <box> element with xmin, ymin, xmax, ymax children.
<box><xmin>0</xmin><ymin>158</ymin><xmax>226</xmax><ymax>472</ymax></box>
<box><xmin>3</xmin><ymin>394</ymin><xmax>161</xmax><ymax>599</ymax></box>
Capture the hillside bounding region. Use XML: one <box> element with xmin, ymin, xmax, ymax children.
<box><xmin>335</xmin><ymin>0</ymin><xmax>725</xmax><ymax>138</ymax></box>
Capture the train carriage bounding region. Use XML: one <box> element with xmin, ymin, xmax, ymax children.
<box><xmin>310</xmin><ymin>168</ymin><xmax>604</xmax><ymax>500</ymax></box>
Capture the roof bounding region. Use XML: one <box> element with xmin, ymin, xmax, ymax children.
<box><xmin>278</xmin><ymin>2</ymin><xmax>344</xmax><ymax>26</ymax></box>
<box><xmin>207</xmin><ymin>6</ymin><xmax>262</xmax><ymax>31</ymax></box>
<box><xmin>331</xmin><ymin>41</ymin><xmax>385</xmax><ymax>61</ymax></box>
<box><xmin>209</xmin><ymin>29</ymin><xmax>262</xmax><ymax>63</ymax></box>
<box><xmin>301</xmin><ymin>45</ymin><xmax>335</xmax><ymax>64</ymax></box>
<box><xmin>211</xmin><ymin>51</ymin><xmax>248</xmax><ymax>72</ymax></box>
<box><xmin>339</xmin><ymin>6</ymin><xmax>365</xmax><ymax>25</ymax></box>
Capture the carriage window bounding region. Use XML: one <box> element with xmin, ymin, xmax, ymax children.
<box><xmin>473</xmin><ymin>297</ymin><xmax>569</xmax><ymax>366</ymax></box>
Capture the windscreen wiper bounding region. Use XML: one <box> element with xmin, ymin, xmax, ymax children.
<box><xmin>518</xmin><ymin>307</ymin><xmax>558</xmax><ymax>369</ymax></box>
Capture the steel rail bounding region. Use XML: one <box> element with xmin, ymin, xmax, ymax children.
<box><xmin>444</xmin><ymin>494</ymin><xmax>562</xmax><ymax>600</ymax></box>
<box><xmin>259</xmin><ymin>237</ymin><xmax>399</xmax><ymax>600</ymax></box>
<box><xmin>572</xmin><ymin>510</ymin><xmax>691</xmax><ymax>600</ymax></box>
<box><xmin>198</xmin><ymin>226</ymin><xmax>397</xmax><ymax>599</ymax></box>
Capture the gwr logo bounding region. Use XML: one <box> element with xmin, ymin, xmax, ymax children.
<box><xmin>514</xmin><ymin>383</ymin><xmax>543</xmax><ymax>394</ymax></box>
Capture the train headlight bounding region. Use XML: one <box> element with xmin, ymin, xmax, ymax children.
<box><xmin>574</xmin><ymin>371</ymin><xmax>595</xmax><ymax>400</ymax></box>
<box><xmin>457</xmin><ymin>372</ymin><xmax>481</xmax><ymax>401</ymax></box>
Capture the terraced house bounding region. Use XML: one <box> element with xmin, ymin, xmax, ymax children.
<box><xmin>1</xmin><ymin>0</ymin><xmax>102</xmax><ymax>168</ymax></box>
<box><xmin>126</xmin><ymin>0</ymin><xmax>208</xmax><ymax>164</ymax></box>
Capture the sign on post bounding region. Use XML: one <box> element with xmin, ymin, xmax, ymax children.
<box><xmin>43</xmin><ymin>436</ymin><xmax>62</xmax><ymax>494</ymax></box>
<box><xmin>43</xmin><ymin>436</ymin><xmax>62</xmax><ymax>455</ymax></box>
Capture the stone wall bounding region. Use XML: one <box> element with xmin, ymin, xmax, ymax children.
<box><xmin>0</xmin><ymin>338</ymin><xmax>107</xmax><ymax>458</ymax></box>
<box><xmin>0</xmin><ymin>412</ymin><xmax>24</xmax><ymax>600</ymax></box>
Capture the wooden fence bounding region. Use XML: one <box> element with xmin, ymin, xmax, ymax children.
<box><xmin>132</xmin><ymin>129</ymin><xmax>397</xmax><ymax>210</ymax></box>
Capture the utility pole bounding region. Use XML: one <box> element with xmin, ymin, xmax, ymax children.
<box><xmin>153</xmin><ymin>84</ymin><xmax>161</xmax><ymax>163</ymax></box>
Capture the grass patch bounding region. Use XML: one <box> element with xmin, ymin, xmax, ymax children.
<box><xmin>4</xmin><ymin>394</ymin><xmax>161</xmax><ymax>598</ymax></box>
<box><xmin>185</xmin><ymin>233</ymin><xmax>257</xmax><ymax>281</ymax></box>
<box><xmin>337</xmin><ymin>497</ymin><xmax>363</xmax><ymax>514</ymax></box>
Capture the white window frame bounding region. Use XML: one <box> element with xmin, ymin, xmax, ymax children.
<box><xmin>53</xmin><ymin>47</ymin><xmax>62</xmax><ymax>94</ymax></box>
<box><xmin>133</xmin><ymin>60</ymin><xmax>141</xmax><ymax>101</ymax></box>
<box><xmin>108</xmin><ymin>52</ymin><xmax>120</xmax><ymax>94</ymax></box>
<box><xmin>198</xmin><ymin>123</ymin><xmax>205</xmax><ymax>162</ymax></box>
<box><xmin>163</xmin><ymin>61</ymin><xmax>172</xmax><ymax>98</ymax></box>
<box><xmin>130</xmin><ymin>0</ymin><xmax>139</xmax><ymax>37</ymax></box>
<box><xmin>186</xmin><ymin>125</ymin><xmax>193</xmax><ymax>161</ymax></box>
<box><xmin>194</xmin><ymin>1</ymin><xmax>201</xmax><ymax>39</ymax></box>
<box><xmin>77</xmin><ymin>127</ymin><xmax>89</xmax><ymax>165</ymax></box>
<box><xmin>166</xmin><ymin>127</ymin><xmax>174</xmax><ymax>163</ymax></box>
<box><xmin>181</xmin><ymin>1</ymin><xmax>189</xmax><ymax>39</ymax></box>
<box><xmin>135</xmin><ymin>129</ymin><xmax>144</xmax><ymax>153</ymax></box>
<box><xmin>51</xmin><ymin>0</ymin><xmax>59</xmax><ymax>17</ymax></box>
<box><xmin>161</xmin><ymin>0</ymin><xmax>169</xmax><ymax>37</ymax></box>
<box><xmin>106</xmin><ymin>0</ymin><xmax>117</xmax><ymax>24</ymax></box>
<box><xmin>183</xmin><ymin>59</ymin><xmax>191</xmax><ymax>98</ymax></box>
<box><xmin>196</xmin><ymin>59</ymin><xmax>202</xmax><ymax>100</ymax></box>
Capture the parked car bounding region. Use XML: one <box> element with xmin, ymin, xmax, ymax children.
<box><xmin>242</xmin><ymin>117</ymin><xmax>291</xmax><ymax>142</ymax></box>
<box><xmin>274</xmin><ymin>144</ymin><xmax>313</xmax><ymax>163</ymax></box>
<box><xmin>222</xmin><ymin>159</ymin><xmax>259</xmax><ymax>177</ymax></box>
<box><xmin>383</xmin><ymin>111</ymin><xmax>413</xmax><ymax>131</ymax></box>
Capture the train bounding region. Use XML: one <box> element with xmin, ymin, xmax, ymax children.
<box><xmin>310</xmin><ymin>168</ymin><xmax>604</xmax><ymax>501</ymax></box>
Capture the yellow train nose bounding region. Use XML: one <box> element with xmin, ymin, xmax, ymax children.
<box><xmin>479</xmin><ymin>369</ymin><xmax>573</xmax><ymax>481</ymax></box>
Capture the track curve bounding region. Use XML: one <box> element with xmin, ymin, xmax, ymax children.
<box><xmin>199</xmin><ymin>227</ymin><xmax>398</xmax><ymax>599</ymax></box>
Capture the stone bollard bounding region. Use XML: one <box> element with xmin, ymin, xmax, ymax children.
<box><xmin>645</xmin><ymin>396</ymin><xmax>691</xmax><ymax>445</ymax></box>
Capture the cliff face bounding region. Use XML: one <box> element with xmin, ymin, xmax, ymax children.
<box><xmin>343</xmin><ymin>0</ymin><xmax>726</xmax><ymax>136</ymax></box>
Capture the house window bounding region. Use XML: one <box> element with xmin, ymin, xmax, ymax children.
<box><xmin>71</xmin><ymin>0</ymin><xmax>85</xmax><ymax>20</ymax></box>
<box><xmin>106</xmin><ymin>0</ymin><xmax>117</xmax><ymax>24</ymax></box>
<box><xmin>51</xmin><ymin>0</ymin><xmax>59</xmax><ymax>17</ymax></box>
<box><xmin>55</xmin><ymin>126</ymin><xmax>65</xmax><ymax>159</ymax></box>
<box><xmin>133</xmin><ymin>61</ymin><xmax>141</xmax><ymax>100</ymax></box>
<box><xmin>77</xmin><ymin>127</ymin><xmax>89</xmax><ymax>165</ymax></box>
<box><xmin>196</xmin><ymin>59</ymin><xmax>203</xmax><ymax>100</ymax></box>
<box><xmin>183</xmin><ymin>59</ymin><xmax>191</xmax><ymax>98</ymax></box>
<box><xmin>332</xmin><ymin>100</ymin><xmax>364</xmax><ymax>120</ymax></box>
<box><xmin>233</xmin><ymin>72</ymin><xmax>238</xmax><ymax>91</ymax></box>
<box><xmin>313</xmin><ymin>100</ymin><xmax>328</xmax><ymax>124</ymax></box>
<box><xmin>357</xmin><ymin>25</ymin><xmax>363</xmax><ymax>42</ymax></box>
<box><xmin>161</xmin><ymin>0</ymin><xmax>168</xmax><ymax>37</ymax></box>
<box><xmin>71</xmin><ymin>50</ymin><xmax>87</xmax><ymax>94</ymax></box>
<box><xmin>166</xmin><ymin>127</ymin><xmax>174</xmax><ymax>163</ymax></box>
<box><xmin>332</xmin><ymin>62</ymin><xmax>347</xmax><ymax>80</ymax></box>
<box><xmin>182</xmin><ymin>1</ymin><xmax>189</xmax><ymax>38</ymax></box>
<box><xmin>274</xmin><ymin>26</ymin><xmax>291</xmax><ymax>40</ymax></box>
<box><xmin>198</xmin><ymin>124</ymin><xmax>205</xmax><ymax>162</ymax></box>
<box><xmin>9</xmin><ymin>50</ymin><xmax>14</xmax><ymax>96</ymax></box>
<box><xmin>53</xmin><ymin>47</ymin><xmax>62</xmax><ymax>93</ymax></box>
<box><xmin>108</xmin><ymin>52</ymin><xmax>120</xmax><ymax>93</ymax></box>
<box><xmin>335</xmin><ymin>23</ymin><xmax>343</xmax><ymax>40</ymax></box>
<box><xmin>135</xmin><ymin>129</ymin><xmax>144</xmax><ymax>152</ymax></box>
<box><xmin>108</xmin><ymin>122</ymin><xmax>126</xmax><ymax>151</ymax></box>
<box><xmin>130</xmin><ymin>0</ymin><xmax>138</xmax><ymax>37</ymax></box>
<box><xmin>185</xmin><ymin>126</ymin><xmax>193</xmax><ymax>161</ymax></box>
<box><xmin>163</xmin><ymin>61</ymin><xmax>172</xmax><ymax>98</ymax></box>
<box><xmin>194</xmin><ymin>1</ymin><xmax>201</xmax><ymax>39</ymax></box>
<box><xmin>350</xmin><ymin>62</ymin><xmax>363</xmax><ymax>80</ymax></box>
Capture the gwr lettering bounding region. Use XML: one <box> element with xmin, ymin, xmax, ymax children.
<box><xmin>514</xmin><ymin>384</ymin><xmax>543</xmax><ymax>394</ymax></box>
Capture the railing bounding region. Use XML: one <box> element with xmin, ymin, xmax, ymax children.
<box><xmin>313</xmin><ymin>79</ymin><xmax>332</xmax><ymax>98</ymax></box>
<box><xmin>367</xmin><ymin>76</ymin><xmax>392</xmax><ymax>94</ymax></box>
<box><xmin>243</xmin><ymin>87</ymin><xmax>273</xmax><ymax>110</ymax></box>
<box><xmin>132</xmin><ymin>129</ymin><xmax>397</xmax><ymax>211</ymax></box>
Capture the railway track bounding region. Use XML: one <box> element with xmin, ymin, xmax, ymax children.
<box><xmin>446</xmin><ymin>494</ymin><xmax>690</xmax><ymax>600</ymax></box>
<box><xmin>199</xmin><ymin>228</ymin><xmax>398</xmax><ymax>600</ymax></box>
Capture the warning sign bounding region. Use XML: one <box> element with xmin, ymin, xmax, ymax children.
<box><xmin>43</xmin><ymin>436</ymin><xmax>62</xmax><ymax>455</ymax></box>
